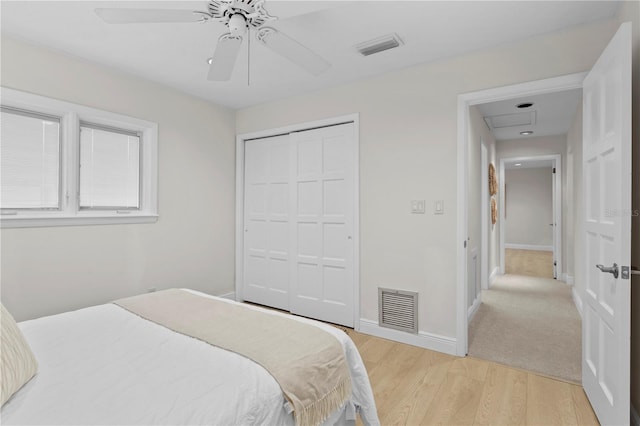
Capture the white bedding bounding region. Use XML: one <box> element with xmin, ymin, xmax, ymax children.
<box><xmin>1</xmin><ymin>290</ymin><xmax>379</xmax><ymax>426</ymax></box>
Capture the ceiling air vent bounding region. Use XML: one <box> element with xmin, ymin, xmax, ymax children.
<box><xmin>356</xmin><ymin>33</ymin><xmax>404</xmax><ymax>57</ymax></box>
<box><xmin>378</xmin><ymin>288</ymin><xmax>418</xmax><ymax>334</ymax></box>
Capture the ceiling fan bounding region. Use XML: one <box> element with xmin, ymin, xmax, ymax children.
<box><xmin>95</xmin><ymin>0</ymin><xmax>331</xmax><ymax>81</ymax></box>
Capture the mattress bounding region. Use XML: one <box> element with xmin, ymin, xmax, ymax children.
<box><xmin>1</xmin><ymin>290</ymin><xmax>379</xmax><ymax>426</ymax></box>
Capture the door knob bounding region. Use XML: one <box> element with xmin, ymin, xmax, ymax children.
<box><xmin>596</xmin><ymin>263</ymin><xmax>619</xmax><ymax>279</ymax></box>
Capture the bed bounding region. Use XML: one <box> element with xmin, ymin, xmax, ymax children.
<box><xmin>0</xmin><ymin>289</ymin><xmax>379</xmax><ymax>426</ymax></box>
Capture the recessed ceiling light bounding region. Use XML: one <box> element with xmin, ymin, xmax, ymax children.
<box><xmin>515</xmin><ymin>163</ymin><xmax>522</xmax><ymax>167</ymax></box>
<box><xmin>520</xmin><ymin>130</ymin><xmax>534</xmax><ymax>135</ymax></box>
<box><xmin>516</xmin><ymin>102</ymin><xmax>534</xmax><ymax>109</ymax></box>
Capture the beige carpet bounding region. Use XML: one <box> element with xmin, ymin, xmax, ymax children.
<box><xmin>468</xmin><ymin>274</ymin><xmax>582</xmax><ymax>384</ymax></box>
<box><xmin>505</xmin><ymin>248</ymin><xmax>554</xmax><ymax>278</ymax></box>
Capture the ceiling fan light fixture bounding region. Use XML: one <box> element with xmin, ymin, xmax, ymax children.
<box><xmin>228</xmin><ymin>13</ymin><xmax>247</xmax><ymax>37</ymax></box>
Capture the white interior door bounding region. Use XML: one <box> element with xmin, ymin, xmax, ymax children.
<box><xmin>581</xmin><ymin>22</ymin><xmax>631</xmax><ymax>426</ymax></box>
<box><xmin>290</xmin><ymin>123</ymin><xmax>356</xmax><ymax>327</ymax></box>
<box><xmin>243</xmin><ymin>135</ymin><xmax>292</xmax><ymax>311</ymax></box>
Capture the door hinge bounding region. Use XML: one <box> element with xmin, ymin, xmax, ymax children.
<box><xmin>553</xmin><ymin>167</ymin><xmax>556</xmax><ymax>174</ymax></box>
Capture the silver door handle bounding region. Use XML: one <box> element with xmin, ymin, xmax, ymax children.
<box><xmin>596</xmin><ymin>263</ymin><xmax>619</xmax><ymax>279</ymax></box>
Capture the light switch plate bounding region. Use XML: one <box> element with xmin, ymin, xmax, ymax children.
<box><xmin>411</xmin><ymin>200</ymin><xmax>426</xmax><ymax>214</ymax></box>
<box><xmin>434</xmin><ymin>200</ymin><xmax>444</xmax><ymax>215</ymax></box>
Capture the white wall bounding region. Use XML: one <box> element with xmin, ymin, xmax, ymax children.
<box><xmin>467</xmin><ymin>106</ymin><xmax>482</xmax><ymax>306</ymax></box>
<box><xmin>566</xmin><ymin>108</ymin><xmax>581</xmax><ymax>284</ymax></box>
<box><xmin>236</xmin><ymin>19</ymin><xmax>619</xmax><ymax>339</ymax></box>
<box><xmin>468</xmin><ymin>106</ymin><xmax>499</xmax><ymax>286</ymax></box>
<box><xmin>0</xmin><ymin>37</ymin><xmax>237</xmax><ymax>321</ymax></box>
<box><xmin>504</xmin><ymin>167</ymin><xmax>553</xmax><ymax>248</ymax></box>
<box><xmin>497</xmin><ymin>135</ymin><xmax>567</xmax><ymax>159</ymax></box>
<box><xmin>567</xmin><ymin>106</ymin><xmax>583</xmax><ymax>292</ymax></box>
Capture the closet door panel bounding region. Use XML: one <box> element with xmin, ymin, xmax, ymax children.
<box><xmin>290</xmin><ymin>123</ymin><xmax>355</xmax><ymax>327</ymax></box>
<box><xmin>243</xmin><ymin>135</ymin><xmax>291</xmax><ymax>311</ymax></box>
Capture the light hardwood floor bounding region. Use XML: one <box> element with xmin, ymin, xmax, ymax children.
<box><xmin>348</xmin><ymin>330</ymin><xmax>599</xmax><ymax>425</ymax></box>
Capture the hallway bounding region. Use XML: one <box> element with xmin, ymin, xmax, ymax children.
<box><xmin>468</xmin><ymin>274</ymin><xmax>581</xmax><ymax>383</ymax></box>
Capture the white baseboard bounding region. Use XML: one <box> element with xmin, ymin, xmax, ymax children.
<box><xmin>572</xmin><ymin>287</ymin><xmax>583</xmax><ymax>319</ymax></box>
<box><xmin>467</xmin><ymin>296</ymin><xmax>481</xmax><ymax>323</ymax></box>
<box><xmin>358</xmin><ymin>319</ymin><xmax>457</xmax><ymax>356</ymax></box>
<box><xmin>489</xmin><ymin>267</ymin><xmax>500</xmax><ymax>287</ymax></box>
<box><xmin>218</xmin><ymin>291</ymin><xmax>236</xmax><ymax>301</ymax></box>
<box><xmin>505</xmin><ymin>243</ymin><xmax>553</xmax><ymax>251</ymax></box>
<box><xmin>564</xmin><ymin>275</ymin><xmax>574</xmax><ymax>286</ymax></box>
<box><xmin>631</xmin><ymin>404</ymin><xmax>640</xmax><ymax>426</ymax></box>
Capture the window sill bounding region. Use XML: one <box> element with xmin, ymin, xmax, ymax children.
<box><xmin>0</xmin><ymin>214</ymin><xmax>159</xmax><ymax>229</ymax></box>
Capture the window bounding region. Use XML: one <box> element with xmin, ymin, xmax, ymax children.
<box><xmin>0</xmin><ymin>87</ymin><xmax>158</xmax><ymax>228</ymax></box>
<box><xmin>1</xmin><ymin>107</ymin><xmax>61</xmax><ymax>210</ymax></box>
<box><xmin>79</xmin><ymin>124</ymin><xmax>140</xmax><ymax>210</ymax></box>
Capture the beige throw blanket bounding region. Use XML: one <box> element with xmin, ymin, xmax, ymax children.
<box><xmin>114</xmin><ymin>289</ymin><xmax>352</xmax><ymax>426</ymax></box>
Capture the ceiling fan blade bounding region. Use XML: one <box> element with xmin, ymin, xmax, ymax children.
<box><xmin>256</xmin><ymin>27</ymin><xmax>330</xmax><ymax>76</ymax></box>
<box><xmin>95</xmin><ymin>8</ymin><xmax>206</xmax><ymax>24</ymax></box>
<box><xmin>207</xmin><ymin>34</ymin><xmax>243</xmax><ymax>81</ymax></box>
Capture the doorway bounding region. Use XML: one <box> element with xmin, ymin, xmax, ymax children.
<box><xmin>457</xmin><ymin>22</ymin><xmax>632</xmax><ymax>426</ymax></box>
<box><xmin>456</xmin><ymin>73</ymin><xmax>586</xmax><ymax>357</ymax></box>
<box><xmin>500</xmin><ymin>155</ymin><xmax>561</xmax><ymax>280</ymax></box>
<box><xmin>466</xmin><ymin>91</ymin><xmax>581</xmax><ymax>384</ymax></box>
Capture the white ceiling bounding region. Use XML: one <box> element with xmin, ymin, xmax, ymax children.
<box><xmin>0</xmin><ymin>1</ymin><xmax>619</xmax><ymax>110</ymax></box>
<box><xmin>476</xmin><ymin>88</ymin><xmax>583</xmax><ymax>141</ymax></box>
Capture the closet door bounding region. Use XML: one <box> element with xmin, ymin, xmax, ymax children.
<box><xmin>290</xmin><ymin>123</ymin><xmax>355</xmax><ymax>327</ymax></box>
<box><xmin>243</xmin><ymin>135</ymin><xmax>292</xmax><ymax>311</ymax></box>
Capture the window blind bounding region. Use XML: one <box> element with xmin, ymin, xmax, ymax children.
<box><xmin>0</xmin><ymin>108</ymin><xmax>61</xmax><ymax>209</ymax></box>
<box><xmin>79</xmin><ymin>124</ymin><xmax>140</xmax><ymax>209</ymax></box>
